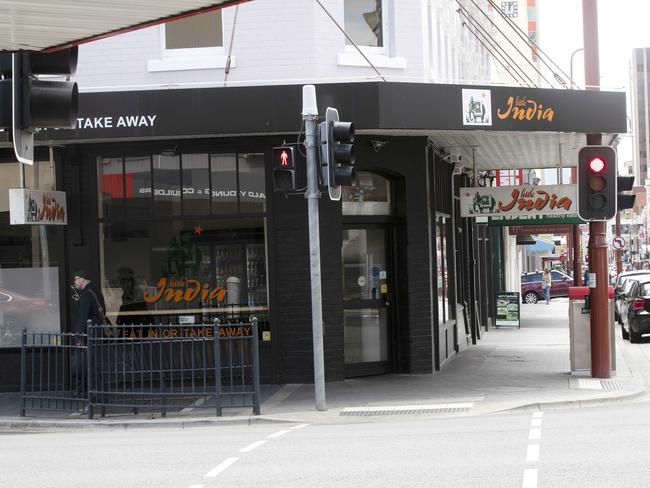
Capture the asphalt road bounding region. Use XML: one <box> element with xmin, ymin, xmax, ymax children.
<box><xmin>3</xmin><ymin>400</ymin><xmax>650</xmax><ymax>488</ymax></box>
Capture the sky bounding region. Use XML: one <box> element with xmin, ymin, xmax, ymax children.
<box><xmin>537</xmin><ymin>0</ymin><xmax>650</xmax><ymax>165</ymax></box>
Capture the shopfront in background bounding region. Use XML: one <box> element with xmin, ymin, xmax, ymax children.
<box><xmin>97</xmin><ymin>151</ymin><xmax>269</xmax><ymax>331</ymax></box>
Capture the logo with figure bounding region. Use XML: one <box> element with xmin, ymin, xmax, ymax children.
<box><xmin>470</xmin><ymin>192</ymin><xmax>498</xmax><ymax>214</ymax></box>
<box><xmin>462</xmin><ymin>88</ymin><xmax>492</xmax><ymax>126</ymax></box>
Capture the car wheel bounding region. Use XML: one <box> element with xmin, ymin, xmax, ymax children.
<box><xmin>621</xmin><ymin>323</ymin><xmax>629</xmax><ymax>340</ymax></box>
<box><xmin>629</xmin><ymin>327</ymin><xmax>642</xmax><ymax>344</ymax></box>
<box><xmin>524</xmin><ymin>292</ymin><xmax>538</xmax><ymax>304</ymax></box>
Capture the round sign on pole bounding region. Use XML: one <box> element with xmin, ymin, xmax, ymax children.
<box><xmin>611</xmin><ymin>236</ymin><xmax>626</xmax><ymax>250</ymax></box>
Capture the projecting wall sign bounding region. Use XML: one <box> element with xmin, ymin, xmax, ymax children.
<box><xmin>460</xmin><ymin>184</ymin><xmax>576</xmax><ymax>218</ymax></box>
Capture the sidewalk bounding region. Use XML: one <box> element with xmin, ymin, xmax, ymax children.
<box><xmin>1</xmin><ymin>299</ymin><xmax>647</xmax><ymax>429</ymax></box>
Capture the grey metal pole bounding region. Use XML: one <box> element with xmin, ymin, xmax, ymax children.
<box><xmin>302</xmin><ymin>85</ymin><xmax>326</xmax><ymax>411</ymax></box>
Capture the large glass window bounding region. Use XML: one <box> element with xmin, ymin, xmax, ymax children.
<box><xmin>99</xmin><ymin>152</ymin><xmax>266</xmax><ymax>218</ymax></box>
<box><xmin>101</xmin><ymin>219</ymin><xmax>268</xmax><ymax>325</ymax></box>
<box><xmin>0</xmin><ymin>161</ymin><xmax>62</xmax><ymax>347</ymax></box>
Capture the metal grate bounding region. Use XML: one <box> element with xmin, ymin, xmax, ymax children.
<box><xmin>340</xmin><ymin>402</ymin><xmax>473</xmax><ymax>417</ymax></box>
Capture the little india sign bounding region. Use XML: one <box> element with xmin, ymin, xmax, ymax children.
<box><xmin>460</xmin><ymin>185</ymin><xmax>576</xmax><ymax>218</ymax></box>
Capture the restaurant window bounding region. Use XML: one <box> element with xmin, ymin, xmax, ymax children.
<box><xmin>100</xmin><ymin>219</ymin><xmax>268</xmax><ymax>326</ymax></box>
<box><xmin>99</xmin><ymin>152</ymin><xmax>266</xmax><ymax>218</ymax></box>
<box><xmin>436</xmin><ymin>216</ymin><xmax>451</xmax><ymax>325</ymax></box>
<box><xmin>342</xmin><ymin>172</ymin><xmax>391</xmax><ymax>216</ymax></box>
<box><xmin>0</xmin><ymin>161</ymin><xmax>62</xmax><ymax>347</ymax></box>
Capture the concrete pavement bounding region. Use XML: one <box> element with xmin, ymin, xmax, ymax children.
<box><xmin>1</xmin><ymin>298</ymin><xmax>647</xmax><ymax>429</ymax></box>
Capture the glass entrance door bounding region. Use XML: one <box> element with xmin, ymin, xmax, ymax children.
<box><xmin>342</xmin><ymin>227</ymin><xmax>391</xmax><ymax>376</ymax></box>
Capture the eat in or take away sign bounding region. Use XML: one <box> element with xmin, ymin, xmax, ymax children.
<box><xmin>460</xmin><ymin>184</ymin><xmax>576</xmax><ymax>218</ymax></box>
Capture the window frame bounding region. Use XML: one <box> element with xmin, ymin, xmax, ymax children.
<box><xmin>147</xmin><ymin>11</ymin><xmax>231</xmax><ymax>72</ymax></box>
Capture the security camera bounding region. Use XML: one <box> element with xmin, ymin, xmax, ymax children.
<box><xmin>450</xmin><ymin>154</ymin><xmax>462</xmax><ymax>164</ymax></box>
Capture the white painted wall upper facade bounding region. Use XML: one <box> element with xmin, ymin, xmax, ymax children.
<box><xmin>71</xmin><ymin>0</ymin><xmax>496</xmax><ymax>92</ymax></box>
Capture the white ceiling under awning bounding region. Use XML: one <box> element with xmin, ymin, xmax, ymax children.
<box><xmin>360</xmin><ymin>129</ymin><xmax>621</xmax><ymax>171</ymax></box>
<box><xmin>0</xmin><ymin>0</ymin><xmax>249</xmax><ymax>52</ymax></box>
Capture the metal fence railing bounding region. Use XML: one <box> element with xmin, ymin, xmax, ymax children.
<box><xmin>20</xmin><ymin>318</ymin><xmax>261</xmax><ymax>419</ymax></box>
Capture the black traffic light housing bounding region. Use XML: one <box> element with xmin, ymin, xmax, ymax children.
<box><xmin>320</xmin><ymin>107</ymin><xmax>356</xmax><ymax>201</ymax></box>
<box><xmin>577</xmin><ymin>145</ymin><xmax>617</xmax><ymax>221</ymax></box>
<box><xmin>272</xmin><ymin>146</ymin><xmax>296</xmax><ymax>192</ymax></box>
<box><xmin>0</xmin><ymin>48</ymin><xmax>78</xmax><ymax>164</ymax></box>
<box><xmin>617</xmin><ymin>175</ymin><xmax>636</xmax><ymax>210</ymax></box>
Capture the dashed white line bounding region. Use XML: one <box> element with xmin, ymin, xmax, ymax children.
<box><xmin>530</xmin><ymin>418</ymin><xmax>542</xmax><ymax>427</ymax></box>
<box><xmin>528</xmin><ymin>428</ymin><xmax>541</xmax><ymax>440</ymax></box>
<box><xmin>532</xmin><ymin>411</ymin><xmax>544</xmax><ymax>419</ymax></box>
<box><xmin>267</xmin><ymin>429</ymin><xmax>291</xmax><ymax>438</ymax></box>
<box><xmin>522</xmin><ymin>468</ymin><xmax>538</xmax><ymax>488</ymax></box>
<box><xmin>525</xmin><ymin>444</ymin><xmax>540</xmax><ymax>463</ymax></box>
<box><xmin>290</xmin><ymin>423</ymin><xmax>310</xmax><ymax>430</ymax></box>
<box><xmin>204</xmin><ymin>457</ymin><xmax>239</xmax><ymax>478</ymax></box>
<box><xmin>239</xmin><ymin>440</ymin><xmax>267</xmax><ymax>453</ymax></box>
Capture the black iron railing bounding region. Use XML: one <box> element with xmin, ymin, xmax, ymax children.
<box><xmin>20</xmin><ymin>318</ymin><xmax>261</xmax><ymax>419</ymax></box>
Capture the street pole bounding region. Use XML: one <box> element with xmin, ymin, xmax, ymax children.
<box><xmin>302</xmin><ymin>85</ymin><xmax>327</xmax><ymax>410</ymax></box>
<box><xmin>583</xmin><ymin>0</ymin><xmax>610</xmax><ymax>378</ymax></box>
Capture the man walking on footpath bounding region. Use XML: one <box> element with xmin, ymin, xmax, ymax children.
<box><xmin>72</xmin><ymin>269</ymin><xmax>107</xmax><ymax>334</ymax></box>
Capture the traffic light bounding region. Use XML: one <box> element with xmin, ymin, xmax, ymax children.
<box><xmin>272</xmin><ymin>146</ymin><xmax>296</xmax><ymax>192</ymax></box>
<box><xmin>577</xmin><ymin>145</ymin><xmax>617</xmax><ymax>221</ymax></box>
<box><xmin>320</xmin><ymin>107</ymin><xmax>356</xmax><ymax>201</ymax></box>
<box><xmin>0</xmin><ymin>47</ymin><xmax>79</xmax><ymax>164</ymax></box>
<box><xmin>617</xmin><ymin>175</ymin><xmax>636</xmax><ymax>210</ymax></box>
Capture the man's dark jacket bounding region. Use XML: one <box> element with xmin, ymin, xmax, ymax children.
<box><xmin>75</xmin><ymin>281</ymin><xmax>107</xmax><ymax>334</ymax></box>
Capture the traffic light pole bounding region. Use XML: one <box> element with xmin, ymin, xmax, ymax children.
<box><xmin>583</xmin><ymin>0</ymin><xmax>610</xmax><ymax>378</ymax></box>
<box><xmin>303</xmin><ymin>86</ymin><xmax>327</xmax><ymax>411</ymax></box>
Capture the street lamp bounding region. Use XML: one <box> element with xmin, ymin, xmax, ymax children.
<box><xmin>570</xmin><ymin>48</ymin><xmax>584</xmax><ymax>89</ymax></box>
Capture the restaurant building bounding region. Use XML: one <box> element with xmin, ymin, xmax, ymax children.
<box><xmin>0</xmin><ymin>80</ymin><xmax>626</xmax><ymax>390</ymax></box>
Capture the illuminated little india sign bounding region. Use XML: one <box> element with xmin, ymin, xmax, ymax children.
<box><xmin>119</xmin><ymin>325</ymin><xmax>253</xmax><ymax>338</ymax></box>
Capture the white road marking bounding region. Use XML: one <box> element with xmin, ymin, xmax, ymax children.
<box><xmin>267</xmin><ymin>429</ymin><xmax>291</xmax><ymax>439</ymax></box>
<box><xmin>530</xmin><ymin>418</ymin><xmax>542</xmax><ymax>427</ymax></box>
<box><xmin>528</xmin><ymin>428</ymin><xmax>541</xmax><ymax>440</ymax></box>
<box><xmin>532</xmin><ymin>412</ymin><xmax>544</xmax><ymax>419</ymax></box>
<box><xmin>239</xmin><ymin>440</ymin><xmax>267</xmax><ymax>453</ymax></box>
<box><xmin>526</xmin><ymin>444</ymin><xmax>540</xmax><ymax>463</ymax></box>
<box><xmin>522</xmin><ymin>468</ymin><xmax>538</xmax><ymax>488</ymax></box>
<box><xmin>189</xmin><ymin>485</ymin><xmax>204</xmax><ymax>488</ymax></box>
<box><xmin>181</xmin><ymin>396</ymin><xmax>207</xmax><ymax>413</ymax></box>
<box><xmin>290</xmin><ymin>423</ymin><xmax>310</xmax><ymax>430</ymax></box>
<box><xmin>204</xmin><ymin>457</ymin><xmax>239</xmax><ymax>478</ymax></box>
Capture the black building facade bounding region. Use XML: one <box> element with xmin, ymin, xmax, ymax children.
<box><xmin>0</xmin><ymin>82</ymin><xmax>627</xmax><ymax>390</ymax></box>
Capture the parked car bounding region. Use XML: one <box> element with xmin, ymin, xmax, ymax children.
<box><xmin>0</xmin><ymin>288</ymin><xmax>59</xmax><ymax>347</ymax></box>
<box><xmin>614</xmin><ymin>270</ymin><xmax>650</xmax><ymax>324</ymax></box>
<box><xmin>619</xmin><ymin>279</ymin><xmax>650</xmax><ymax>343</ymax></box>
<box><xmin>521</xmin><ymin>270</ymin><xmax>573</xmax><ymax>304</ymax></box>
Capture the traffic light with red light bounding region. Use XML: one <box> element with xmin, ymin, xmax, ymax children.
<box><xmin>272</xmin><ymin>146</ymin><xmax>296</xmax><ymax>192</ymax></box>
<box><xmin>319</xmin><ymin>107</ymin><xmax>356</xmax><ymax>201</ymax></box>
<box><xmin>577</xmin><ymin>145</ymin><xmax>617</xmax><ymax>221</ymax></box>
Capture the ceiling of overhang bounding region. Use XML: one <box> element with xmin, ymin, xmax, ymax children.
<box><xmin>359</xmin><ymin>129</ymin><xmax>621</xmax><ymax>171</ymax></box>
<box><xmin>0</xmin><ymin>0</ymin><xmax>249</xmax><ymax>52</ymax></box>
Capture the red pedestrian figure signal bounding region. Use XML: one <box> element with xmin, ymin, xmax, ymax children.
<box><xmin>280</xmin><ymin>150</ymin><xmax>289</xmax><ymax>167</ymax></box>
<box><xmin>272</xmin><ymin>146</ymin><xmax>296</xmax><ymax>192</ymax></box>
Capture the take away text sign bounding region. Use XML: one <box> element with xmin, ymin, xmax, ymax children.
<box><xmin>460</xmin><ymin>184</ymin><xmax>576</xmax><ymax>219</ymax></box>
<box><xmin>9</xmin><ymin>189</ymin><xmax>67</xmax><ymax>225</ymax></box>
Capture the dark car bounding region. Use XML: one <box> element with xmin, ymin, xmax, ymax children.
<box><xmin>614</xmin><ymin>270</ymin><xmax>650</xmax><ymax>324</ymax></box>
<box><xmin>0</xmin><ymin>288</ymin><xmax>59</xmax><ymax>347</ymax></box>
<box><xmin>619</xmin><ymin>279</ymin><xmax>650</xmax><ymax>343</ymax></box>
<box><xmin>521</xmin><ymin>270</ymin><xmax>573</xmax><ymax>304</ymax></box>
